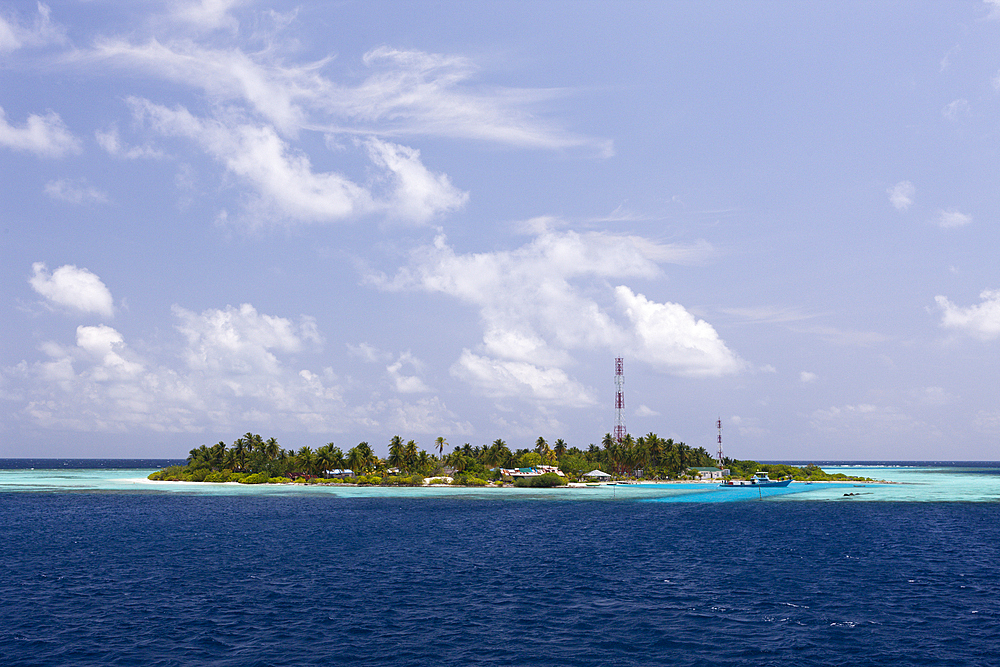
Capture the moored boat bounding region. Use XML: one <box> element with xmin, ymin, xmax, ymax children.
<box><xmin>719</xmin><ymin>471</ymin><xmax>791</xmax><ymax>488</ymax></box>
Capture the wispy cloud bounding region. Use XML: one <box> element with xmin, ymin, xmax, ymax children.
<box><xmin>0</xmin><ymin>2</ymin><xmax>65</xmax><ymax>53</ymax></box>
<box><xmin>44</xmin><ymin>179</ymin><xmax>110</xmax><ymax>205</ymax></box>
<box><xmin>935</xmin><ymin>209</ymin><xmax>972</xmax><ymax>228</ymax></box>
<box><xmin>130</xmin><ymin>98</ymin><xmax>467</xmax><ymax>226</ymax></box>
<box><xmin>942</xmin><ymin>98</ymin><xmax>970</xmax><ymax>120</ymax></box>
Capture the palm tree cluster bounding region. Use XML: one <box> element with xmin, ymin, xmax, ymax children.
<box><xmin>595</xmin><ymin>432</ymin><xmax>715</xmax><ymax>478</ymax></box>
<box><xmin>186</xmin><ymin>433</ymin><xmax>379</xmax><ymax>479</ymax></box>
<box><xmin>178</xmin><ymin>428</ymin><xmax>715</xmax><ymax>483</ymax></box>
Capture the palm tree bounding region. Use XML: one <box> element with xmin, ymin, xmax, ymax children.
<box><xmin>345</xmin><ymin>446</ymin><xmax>364</xmax><ymax>476</ymax></box>
<box><xmin>435</xmin><ymin>436</ymin><xmax>447</xmax><ymax>460</ymax></box>
<box><xmin>404</xmin><ymin>440</ymin><xmax>419</xmax><ymax>472</ymax></box>
<box><xmin>387</xmin><ymin>436</ymin><xmax>405</xmax><ymax>471</ymax></box>
<box><xmin>264</xmin><ymin>437</ymin><xmax>280</xmax><ymax>461</ymax></box>
<box><xmin>296</xmin><ymin>446</ymin><xmax>315</xmax><ymax>477</ymax></box>
<box><xmin>553</xmin><ymin>439</ymin><xmax>568</xmax><ymax>459</ymax></box>
<box><xmin>233</xmin><ymin>436</ymin><xmax>248</xmax><ymax>471</ymax></box>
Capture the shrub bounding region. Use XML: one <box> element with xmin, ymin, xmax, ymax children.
<box><xmin>204</xmin><ymin>471</ymin><xmax>228</xmax><ymax>483</ymax></box>
<box><xmin>367</xmin><ymin>475</ymin><xmax>382</xmax><ymax>485</ymax></box>
<box><xmin>239</xmin><ymin>472</ymin><xmax>270</xmax><ymax>484</ymax></box>
<box><xmin>268</xmin><ymin>477</ymin><xmax>291</xmax><ymax>484</ymax></box>
<box><xmin>514</xmin><ymin>472</ymin><xmax>566</xmax><ymax>488</ymax></box>
<box><xmin>227</xmin><ymin>472</ymin><xmax>248</xmax><ymax>483</ymax></box>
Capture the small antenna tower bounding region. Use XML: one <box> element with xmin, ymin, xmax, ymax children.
<box><xmin>716</xmin><ymin>417</ymin><xmax>724</xmax><ymax>468</ymax></box>
<box><xmin>614</xmin><ymin>357</ymin><xmax>626</xmax><ymax>443</ymax></box>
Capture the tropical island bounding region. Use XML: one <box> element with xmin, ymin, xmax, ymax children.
<box><xmin>147</xmin><ymin>432</ymin><xmax>873</xmax><ymax>487</ymax></box>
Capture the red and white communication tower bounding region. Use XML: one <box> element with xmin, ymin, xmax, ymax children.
<box><xmin>716</xmin><ymin>417</ymin><xmax>724</xmax><ymax>467</ymax></box>
<box><xmin>614</xmin><ymin>357</ymin><xmax>626</xmax><ymax>443</ymax></box>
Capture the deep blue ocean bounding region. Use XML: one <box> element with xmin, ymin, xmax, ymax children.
<box><xmin>3</xmin><ymin>463</ymin><xmax>1000</xmax><ymax>666</ymax></box>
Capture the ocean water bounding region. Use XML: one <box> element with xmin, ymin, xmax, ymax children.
<box><xmin>2</xmin><ymin>463</ymin><xmax>1000</xmax><ymax>666</ymax></box>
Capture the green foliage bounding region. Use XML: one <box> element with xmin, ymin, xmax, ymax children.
<box><xmin>239</xmin><ymin>471</ymin><xmax>270</xmax><ymax>484</ymax></box>
<box><xmin>268</xmin><ymin>477</ymin><xmax>291</xmax><ymax>484</ymax></box>
<box><xmin>519</xmin><ymin>452</ymin><xmax>542</xmax><ymax>468</ymax></box>
<box><xmin>203</xmin><ymin>471</ymin><xmax>228</xmax><ymax>483</ymax></box>
<box><xmin>451</xmin><ymin>474</ymin><xmax>487</xmax><ymax>486</ymax></box>
<box><xmin>513</xmin><ymin>472</ymin><xmax>566</xmax><ymax>488</ymax></box>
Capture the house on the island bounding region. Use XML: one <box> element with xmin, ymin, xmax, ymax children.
<box><xmin>581</xmin><ymin>469</ymin><xmax>612</xmax><ymax>481</ymax></box>
<box><xmin>323</xmin><ymin>468</ymin><xmax>354</xmax><ymax>478</ymax></box>
<box><xmin>690</xmin><ymin>466</ymin><xmax>729</xmax><ymax>480</ymax></box>
<box><xmin>499</xmin><ymin>465</ymin><xmax>565</xmax><ymax>479</ymax></box>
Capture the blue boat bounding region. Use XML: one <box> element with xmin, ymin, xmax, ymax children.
<box><xmin>719</xmin><ymin>471</ymin><xmax>791</xmax><ymax>488</ymax></box>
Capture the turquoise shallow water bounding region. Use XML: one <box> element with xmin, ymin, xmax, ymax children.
<box><xmin>2</xmin><ymin>463</ymin><xmax>999</xmax><ymax>501</ymax></box>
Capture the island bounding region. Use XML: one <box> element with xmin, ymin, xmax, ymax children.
<box><xmin>147</xmin><ymin>431</ymin><xmax>875</xmax><ymax>487</ymax></box>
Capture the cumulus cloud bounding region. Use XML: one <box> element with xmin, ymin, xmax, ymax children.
<box><xmin>935</xmin><ymin>289</ymin><xmax>1000</xmax><ymax>340</ymax></box>
<box><xmin>887</xmin><ymin>181</ymin><xmax>914</xmax><ymax>211</ymax></box>
<box><xmin>29</xmin><ymin>263</ymin><xmax>115</xmax><ymax>318</ymax></box>
<box><xmin>800</xmin><ymin>371</ymin><xmax>817</xmax><ymax>383</ymax></box>
<box><xmin>172</xmin><ymin>303</ymin><xmax>320</xmax><ymax>375</ymax></box>
<box><xmin>450</xmin><ymin>350</ymin><xmax>597</xmax><ymax>407</ymax></box>
<box><xmin>634</xmin><ymin>404</ymin><xmax>660</xmax><ymax>417</ymax></box>
<box><xmin>386</xmin><ymin>352</ymin><xmax>431</xmax><ymax>393</ymax></box>
<box><xmin>935</xmin><ymin>209</ymin><xmax>972</xmax><ymax>228</ymax></box>
<box><xmin>615</xmin><ymin>287</ymin><xmax>743</xmax><ymax>377</ymax></box>
<box><xmin>130</xmin><ymin>98</ymin><xmax>466</xmax><ymax>225</ymax></box>
<box><xmin>6</xmin><ymin>300</ymin><xmax>477</xmax><ymax>437</ymax></box>
<box><xmin>0</xmin><ymin>106</ymin><xmax>80</xmax><ymax>157</ymax></box>
<box><xmin>375</xmin><ymin>227</ymin><xmax>740</xmax><ymax>402</ymax></box>
<box><xmin>44</xmin><ymin>179</ymin><xmax>110</xmax><ymax>205</ymax></box>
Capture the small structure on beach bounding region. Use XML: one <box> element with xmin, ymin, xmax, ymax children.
<box><xmin>499</xmin><ymin>465</ymin><xmax>565</xmax><ymax>479</ymax></box>
<box><xmin>690</xmin><ymin>466</ymin><xmax>728</xmax><ymax>480</ymax></box>
<box><xmin>582</xmin><ymin>469</ymin><xmax>611</xmax><ymax>481</ymax></box>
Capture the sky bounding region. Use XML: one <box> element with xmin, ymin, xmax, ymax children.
<box><xmin>2</xmin><ymin>0</ymin><xmax>1000</xmax><ymax>461</ymax></box>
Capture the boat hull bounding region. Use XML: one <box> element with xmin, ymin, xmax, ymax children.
<box><xmin>718</xmin><ymin>479</ymin><xmax>792</xmax><ymax>488</ymax></box>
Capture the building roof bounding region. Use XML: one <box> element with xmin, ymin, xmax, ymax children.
<box><xmin>582</xmin><ymin>469</ymin><xmax>611</xmax><ymax>478</ymax></box>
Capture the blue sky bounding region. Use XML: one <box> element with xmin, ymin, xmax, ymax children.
<box><xmin>3</xmin><ymin>0</ymin><xmax>1000</xmax><ymax>460</ymax></box>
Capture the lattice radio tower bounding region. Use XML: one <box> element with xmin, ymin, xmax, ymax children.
<box><xmin>716</xmin><ymin>417</ymin><xmax>724</xmax><ymax>468</ymax></box>
<box><xmin>614</xmin><ymin>357</ymin><xmax>626</xmax><ymax>443</ymax></box>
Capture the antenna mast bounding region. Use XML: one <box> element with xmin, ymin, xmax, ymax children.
<box><xmin>614</xmin><ymin>357</ymin><xmax>626</xmax><ymax>443</ymax></box>
<box><xmin>716</xmin><ymin>417</ymin><xmax>724</xmax><ymax>468</ymax></box>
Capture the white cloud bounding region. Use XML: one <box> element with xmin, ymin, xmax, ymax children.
<box><xmin>387</xmin><ymin>352</ymin><xmax>431</xmax><ymax>393</ymax></box>
<box><xmin>935</xmin><ymin>209</ymin><xmax>972</xmax><ymax>228</ymax></box>
<box><xmin>84</xmin><ymin>37</ymin><xmax>610</xmax><ymax>152</ymax></box>
<box><xmin>450</xmin><ymin>350</ymin><xmax>596</xmax><ymax>407</ymax></box>
<box><xmin>30</xmin><ymin>263</ymin><xmax>115</xmax><ymax>318</ymax></box>
<box><xmin>935</xmin><ymin>289</ymin><xmax>1000</xmax><ymax>340</ymax></box>
<box><xmin>942</xmin><ymin>98</ymin><xmax>970</xmax><ymax>120</ymax></box>
<box><xmin>95</xmin><ymin>127</ymin><xmax>165</xmax><ymax>159</ymax></box>
<box><xmin>0</xmin><ymin>106</ymin><xmax>80</xmax><ymax>157</ymax></box>
<box><xmin>615</xmin><ymin>287</ymin><xmax>743</xmax><ymax>377</ymax></box>
<box><xmin>375</xmin><ymin>228</ymin><xmax>739</xmax><ymax>401</ymax></box>
<box><xmin>172</xmin><ymin>303</ymin><xmax>319</xmax><ymax>376</ymax></box>
<box><xmin>380</xmin><ymin>396</ymin><xmax>474</xmax><ymax>435</ymax></box>
<box><xmin>171</xmin><ymin>0</ymin><xmax>246</xmax><ymax>34</ymax></box>
<box><xmin>131</xmin><ymin>98</ymin><xmax>466</xmax><ymax>225</ymax></box>
<box><xmin>986</xmin><ymin>0</ymin><xmax>1000</xmax><ymax>20</ymax></box>
<box><xmin>634</xmin><ymin>404</ymin><xmax>659</xmax><ymax>417</ymax></box>
<box><xmin>44</xmin><ymin>179</ymin><xmax>110</xmax><ymax>205</ymax></box>
<box><xmin>887</xmin><ymin>181</ymin><xmax>915</xmax><ymax>211</ymax></box>
<box><xmin>809</xmin><ymin>403</ymin><xmax>935</xmax><ymax>440</ymax></box>
<box><xmin>0</xmin><ymin>3</ymin><xmax>64</xmax><ymax>53</ymax></box>
<box><xmin>800</xmin><ymin>371</ymin><xmax>817</xmax><ymax>383</ymax></box>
